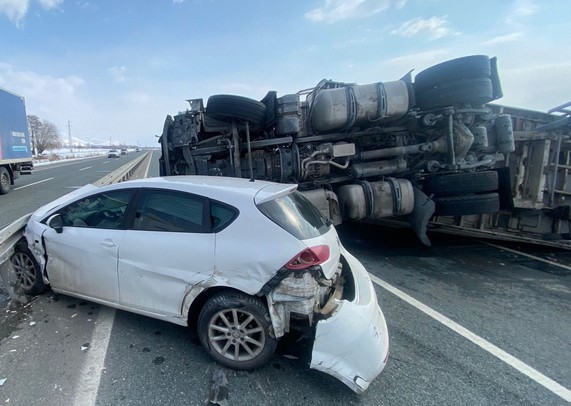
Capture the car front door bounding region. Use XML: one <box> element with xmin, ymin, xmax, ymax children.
<box><xmin>118</xmin><ymin>189</ymin><xmax>215</xmax><ymax>317</ymax></box>
<box><xmin>43</xmin><ymin>189</ymin><xmax>136</xmax><ymax>303</ymax></box>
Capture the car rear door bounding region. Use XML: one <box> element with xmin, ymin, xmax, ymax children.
<box><xmin>117</xmin><ymin>188</ymin><xmax>215</xmax><ymax>317</ymax></box>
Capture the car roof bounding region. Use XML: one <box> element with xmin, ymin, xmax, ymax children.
<box><xmin>105</xmin><ymin>176</ymin><xmax>297</xmax><ymax>202</ymax></box>
<box><xmin>30</xmin><ymin>176</ymin><xmax>298</xmax><ymax>221</ymax></box>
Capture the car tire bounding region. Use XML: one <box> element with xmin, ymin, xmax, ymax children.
<box><xmin>416</xmin><ymin>78</ymin><xmax>494</xmax><ymax>110</ymax></box>
<box><xmin>414</xmin><ymin>55</ymin><xmax>491</xmax><ymax>93</ymax></box>
<box><xmin>423</xmin><ymin>171</ymin><xmax>498</xmax><ymax>196</ymax></box>
<box><xmin>206</xmin><ymin>95</ymin><xmax>266</xmax><ymax>125</ymax></box>
<box><xmin>0</xmin><ymin>167</ymin><xmax>11</xmax><ymax>195</ymax></box>
<box><xmin>11</xmin><ymin>242</ymin><xmax>47</xmax><ymax>296</ymax></box>
<box><xmin>197</xmin><ymin>291</ymin><xmax>277</xmax><ymax>370</ymax></box>
<box><xmin>434</xmin><ymin>193</ymin><xmax>500</xmax><ymax>216</ymax></box>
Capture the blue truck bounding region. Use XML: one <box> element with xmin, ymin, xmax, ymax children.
<box><xmin>0</xmin><ymin>88</ymin><xmax>33</xmax><ymax>194</ymax></box>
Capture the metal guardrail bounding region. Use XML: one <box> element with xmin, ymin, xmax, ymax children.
<box><xmin>0</xmin><ymin>151</ymin><xmax>152</xmax><ymax>303</ymax></box>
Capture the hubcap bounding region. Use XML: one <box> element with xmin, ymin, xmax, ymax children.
<box><xmin>208</xmin><ymin>308</ymin><xmax>265</xmax><ymax>362</ymax></box>
<box><xmin>11</xmin><ymin>252</ymin><xmax>36</xmax><ymax>289</ymax></box>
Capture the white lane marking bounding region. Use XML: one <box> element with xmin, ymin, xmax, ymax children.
<box><xmin>64</xmin><ymin>186</ymin><xmax>83</xmax><ymax>189</ymax></box>
<box><xmin>79</xmin><ymin>166</ymin><xmax>92</xmax><ymax>171</ymax></box>
<box><xmin>73</xmin><ymin>307</ymin><xmax>115</xmax><ymax>406</ymax></box>
<box><xmin>102</xmin><ymin>161</ymin><xmax>109</xmax><ymax>164</ymax></box>
<box><xmin>13</xmin><ymin>177</ymin><xmax>54</xmax><ymax>190</ymax></box>
<box><xmin>143</xmin><ymin>152</ymin><xmax>152</xmax><ymax>178</ymax></box>
<box><xmin>369</xmin><ymin>273</ymin><xmax>571</xmax><ymax>403</ymax></box>
<box><xmin>481</xmin><ymin>241</ymin><xmax>571</xmax><ymax>272</ymax></box>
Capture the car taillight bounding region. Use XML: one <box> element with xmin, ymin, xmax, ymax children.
<box><xmin>284</xmin><ymin>245</ymin><xmax>330</xmax><ymax>270</ymax></box>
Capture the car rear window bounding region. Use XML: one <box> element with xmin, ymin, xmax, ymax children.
<box><xmin>257</xmin><ymin>191</ymin><xmax>330</xmax><ymax>240</ymax></box>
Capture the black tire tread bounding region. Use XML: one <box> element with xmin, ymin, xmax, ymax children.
<box><xmin>424</xmin><ymin>171</ymin><xmax>498</xmax><ymax>196</ymax></box>
<box><xmin>416</xmin><ymin>78</ymin><xmax>493</xmax><ymax>110</ymax></box>
<box><xmin>434</xmin><ymin>193</ymin><xmax>500</xmax><ymax>216</ymax></box>
<box><xmin>197</xmin><ymin>291</ymin><xmax>277</xmax><ymax>370</ymax></box>
<box><xmin>415</xmin><ymin>55</ymin><xmax>491</xmax><ymax>92</ymax></box>
<box><xmin>207</xmin><ymin>95</ymin><xmax>266</xmax><ymax>125</ymax></box>
<box><xmin>0</xmin><ymin>167</ymin><xmax>10</xmax><ymax>195</ymax></box>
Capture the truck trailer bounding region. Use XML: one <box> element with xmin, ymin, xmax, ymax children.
<box><xmin>158</xmin><ymin>55</ymin><xmax>571</xmax><ymax>248</ymax></box>
<box><xmin>0</xmin><ymin>88</ymin><xmax>33</xmax><ymax>195</ymax></box>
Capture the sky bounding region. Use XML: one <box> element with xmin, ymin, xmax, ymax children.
<box><xmin>0</xmin><ymin>0</ymin><xmax>570</xmax><ymax>147</ymax></box>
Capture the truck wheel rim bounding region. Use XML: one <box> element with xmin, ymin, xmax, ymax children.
<box><xmin>0</xmin><ymin>173</ymin><xmax>8</xmax><ymax>189</ymax></box>
<box><xmin>11</xmin><ymin>252</ymin><xmax>36</xmax><ymax>289</ymax></box>
<box><xmin>208</xmin><ymin>308</ymin><xmax>265</xmax><ymax>362</ymax></box>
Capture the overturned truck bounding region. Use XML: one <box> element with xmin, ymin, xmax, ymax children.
<box><xmin>159</xmin><ymin>55</ymin><xmax>571</xmax><ymax>248</ymax></box>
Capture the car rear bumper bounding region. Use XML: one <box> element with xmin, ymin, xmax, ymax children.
<box><xmin>310</xmin><ymin>247</ymin><xmax>389</xmax><ymax>393</ymax></box>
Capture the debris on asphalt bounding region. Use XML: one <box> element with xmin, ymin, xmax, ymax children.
<box><xmin>29</xmin><ymin>321</ymin><xmax>35</xmax><ymax>326</ymax></box>
<box><xmin>206</xmin><ymin>369</ymin><xmax>229</xmax><ymax>406</ymax></box>
<box><xmin>81</xmin><ymin>343</ymin><xmax>90</xmax><ymax>351</ymax></box>
<box><xmin>0</xmin><ymin>379</ymin><xmax>6</xmax><ymax>386</ymax></box>
<box><xmin>11</xmin><ymin>335</ymin><xmax>18</xmax><ymax>339</ymax></box>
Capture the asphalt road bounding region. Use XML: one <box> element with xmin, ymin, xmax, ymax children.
<box><xmin>0</xmin><ymin>151</ymin><xmax>569</xmax><ymax>405</ymax></box>
<box><xmin>0</xmin><ymin>153</ymin><xmax>146</xmax><ymax>229</ymax></box>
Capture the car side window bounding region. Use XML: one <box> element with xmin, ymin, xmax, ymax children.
<box><xmin>58</xmin><ymin>190</ymin><xmax>135</xmax><ymax>230</ymax></box>
<box><xmin>134</xmin><ymin>190</ymin><xmax>205</xmax><ymax>233</ymax></box>
<box><xmin>210</xmin><ymin>201</ymin><xmax>238</xmax><ymax>232</ymax></box>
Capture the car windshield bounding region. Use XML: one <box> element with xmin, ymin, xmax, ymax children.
<box><xmin>257</xmin><ymin>191</ymin><xmax>330</xmax><ymax>240</ymax></box>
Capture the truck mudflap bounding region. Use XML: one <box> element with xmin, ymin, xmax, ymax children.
<box><xmin>310</xmin><ymin>248</ymin><xmax>389</xmax><ymax>393</ymax></box>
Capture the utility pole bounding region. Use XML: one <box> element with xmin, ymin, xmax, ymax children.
<box><xmin>67</xmin><ymin>121</ymin><xmax>73</xmax><ymax>153</ymax></box>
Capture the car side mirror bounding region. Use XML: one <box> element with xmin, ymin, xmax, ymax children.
<box><xmin>47</xmin><ymin>214</ymin><xmax>64</xmax><ymax>234</ymax></box>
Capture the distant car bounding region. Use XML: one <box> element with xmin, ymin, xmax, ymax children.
<box><xmin>11</xmin><ymin>176</ymin><xmax>389</xmax><ymax>393</ymax></box>
<box><xmin>135</xmin><ymin>148</ymin><xmax>141</xmax><ymax>152</ymax></box>
<box><xmin>120</xmin><ymin>148</ymin><xmax>128</xmax><ymax>155</ymax></box>
<box><xmin>107</xmin><ymin>149</ymin><xmax>120</xmax><ymax>158</ymax></box>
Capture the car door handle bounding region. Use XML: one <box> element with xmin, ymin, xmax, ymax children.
<box><xmin>100</xmin><ymin>239</ymin><xmax>117</xmax><ymax>248</ymax></box>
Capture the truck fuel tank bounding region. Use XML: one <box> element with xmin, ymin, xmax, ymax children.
<box><xmin>310</xmin><ymin>80</ymin><xmax>410</xmax><ymax>133</ymax></box>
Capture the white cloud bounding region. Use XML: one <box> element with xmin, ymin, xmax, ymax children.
<box><xmin>511</xmin><ymin>0</ymin><xmax>538</xmax><ymax>18</ymax></box>
<box><xmin>108</xmin><ymin>66</ymin><xmax>127</xmax><ymax>83</ymax></box>
<box><xmin>391</xmin><ymin>16</ymin><xmax>456</xmax><ymax>40</ymax></box>
<box><xmin>0</xmin><ymin>0</ymin><xmax>30</xmax><ymax>27</ymax></box>
<box><xmin>482</xmin><ymin>32</ymin><xmax>523</xmax><ymax>45</ymax></box>
<box><xmin>0</xmin><ymin>0</ymin><xmax>62</xmax><ymax>26</ymax></box>
<box><xmin>37</xmin><ymin>0</ymin><xmax>63</xmax><ymax>10</ymax></box>
<box><xmin>172</xmin><ymin>0</ymin><xmax>184</xmax><ymax>4</ymax></box>
<box><xmin>506</xmin><ymin>0</ymin><xmax>538</xmax><ymax>25</ymax></box>
<box><xmin>305</xmin><ymin>0</ymin><xmax>394</xmax><ymax>23</ymax></box>
<box><xmin>0</xmin><ymin>63</ymin><xmax>91</xmax><ymax>139</ymax></box>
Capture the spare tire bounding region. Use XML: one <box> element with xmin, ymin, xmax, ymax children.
<box><xmin>434</xmin><ymin>193</ymin><xmax>500</xmax><ymax>216</ymax></box>
<box><xmin>424</xmin><ymin>171</ymin><xmax>498</xmax><ymax>196</ymax></box>
<box><xmin>415</xmin><ymin>78</ymin><xmax>493</xmax><ymax>110</ymax></box>
<box><xmin>207</xmin><ymin>95</ymin><xmax>266</xmax><ymax>125</ymax></box>
<box><xmin>414</xmin><ymin>55</ymin><xmax>491</xmax><ymax>93</ymax></box>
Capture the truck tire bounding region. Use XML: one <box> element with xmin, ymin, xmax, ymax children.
<box><xmin>414</xmin><ymin>55</ymin><xmax>491</xmax><ymax>93</ymax></box>
<box><xmin>434</xmin><ymin>193</ymin><xmax>500</xmax><ymax>216</ymax></box>
<box><xmin>415</xmin><ymin>78</ymin><xmax>494</xmax><ymax>110</ymax></box>
<box><xmin>424</xmin><ymin>172</ymin><xmax>498</xmax><ymax>196</ymax></box>
<box><xmin>0</xmin><ymin>167</ymin><xmax>11</xmax><ymax>194</ymax></box>
<box><xmin>207</xmin><ymin>95</ymin><xmax>266</xmax><ymax>125</ymax></box>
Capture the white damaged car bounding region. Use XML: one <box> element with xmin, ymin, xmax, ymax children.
<box><xmin>12</xmin><ymin>176</ymin><xmax>389</xmax><ymax>393</ymax></box>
